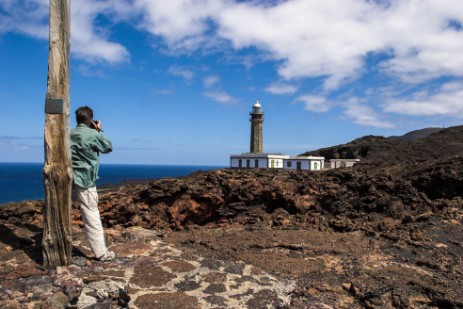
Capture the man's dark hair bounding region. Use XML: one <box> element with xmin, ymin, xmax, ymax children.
<box><xmin>75</xmin><ymin>106</ymin><xmax>93</xmax><ymax>126</ymax></box>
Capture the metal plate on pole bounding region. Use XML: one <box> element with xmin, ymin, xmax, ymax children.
<box><xmin>45</xmin><ymin>98</ymin><xmax>65</xmax><ymax>114</ymax></box>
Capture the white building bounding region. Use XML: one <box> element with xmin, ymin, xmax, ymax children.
<box><xmin>230</xmin><ymin>154</ymin><xmax>325</xmax><ymax>171</ymax></box>
<box><xmin>329</xmin><ymin>159</ymin><xmax>360</xmax><ymax>169</ymax></box>
<box><xmin>230</xmin><ymin>153</ymin><xmax>288</xmax><ymax>169</ymax></box>
<box><xmin>230</xmin><ymin>100</ymin><xmax>327</xmax><ymax>172</ymax></box>
<box><xmin>283</xmin><ymin>156</ymin><xmax>325</xmax><ymax>171</ymax></box>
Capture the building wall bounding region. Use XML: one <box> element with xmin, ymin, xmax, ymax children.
<box><xmin>331</xmin><ymin>160</ymin><xmax>359</xmax><ymax>169</ymax></box>
<box><xmin>284</xmin><ymin>159</ymin><xmax>310</xmax><ymax>170</ymax></box>
<box><xmin>267</xmin><ymin>158</ymin><xmax>284</xmax><ymax>169</ymax></box>
<box><xmin>231</xmin><ymin>155</ymin><xmax>326</xmax><ymax>170</ymax></box>
<box><xmin>311</xmin><ymin>160</ymin><xmax>324</xmax><ymax>170</ymax></box>
<box><xmin>230</xmin><ymin>157</ymin><xmax>267</xmax><ymax>168</ymax></box>
<box><xmin>230</xmin><ymin>155</ymin><xmax>288</xmax><ymax>169</ymax></box>
<box><xmin>283</xmin><ymin>159</ymin><xmax>324</xmax><ymax>170</ymax></box>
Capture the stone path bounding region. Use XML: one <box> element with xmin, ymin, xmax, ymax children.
<box><xmin>1</xmin><ymin>226</ymin><xmax>295</xmax><ymax>308</ymax></box>
<box><xmin>89</xmin><ymin>227</ymin><xmax>295</xmax><ymax>308</ymax></box>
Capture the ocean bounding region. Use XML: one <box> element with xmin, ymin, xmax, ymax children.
<box><xmin>0</xmin><ymin>162</ymin><xmax>224</xmax><ymax>204</ymax></box>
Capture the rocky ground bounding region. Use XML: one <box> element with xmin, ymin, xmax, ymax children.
<box><xmin>0</xmin><ymin>157</ymin><xmax>462</xmax><ymax>308</ymax></box>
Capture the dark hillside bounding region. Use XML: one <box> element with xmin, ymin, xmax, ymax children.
<box><xmin>389</xmin><ymin>127</ymin><xmax>442</xmax><ymax>140</ymax></box>
<box><xmin>301</xmin><ymin>125</ymin><xmax>463</xmax><ymax>163</ymax></box>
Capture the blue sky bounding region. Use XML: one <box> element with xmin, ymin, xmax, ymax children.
<box><xmin>1</xmin><ymin>0</ymin><xmax>463</xmax><ymax>166</ymax></box>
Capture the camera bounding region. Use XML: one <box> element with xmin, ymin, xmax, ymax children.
<box><xmin>92</xmin><ymin>120</ymin><xmax>103</xmax><ymax>132</ymax></box>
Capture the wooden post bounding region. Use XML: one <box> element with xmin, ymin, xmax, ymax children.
<box><xmin>42</xmin><ymin>0</ymin><xmax>73</xmax><ymax>268</ymax></box>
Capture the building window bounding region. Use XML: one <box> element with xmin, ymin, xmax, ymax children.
<box><xmin>238</xmin><ymin>159</ymin><xmax>242</xmax><ymax>168</ymax></box>
<box><xmin>287</xmin><ymin>161</ymin><xmax>292</xmax><ymax>168</ymax></box>
<box><xmin>246</xmin><ymin>159</ymin><xmax>251</xmax><ymax>168</ymax></box>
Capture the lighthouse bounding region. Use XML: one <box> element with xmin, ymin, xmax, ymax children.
<box><xmin>229</xmin><ymin>99</ymin><xmax>326</xmax><ymax>170</ymax></box>
<box><xmin>250</xmin><ymin>100</ymin><xmax>264</xmax><ymax>153</ymax></box>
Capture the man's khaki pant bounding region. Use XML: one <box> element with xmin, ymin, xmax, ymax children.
<box><xmin>73</xmin><ymin>185</ymin><xmax>108</xmax><ymax>258</ymax></box>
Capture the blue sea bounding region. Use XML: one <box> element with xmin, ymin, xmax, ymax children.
<box><xmin>0</xmin><ymin>162</ymin><xmax>224</xmax><ymax>204</ymax></box>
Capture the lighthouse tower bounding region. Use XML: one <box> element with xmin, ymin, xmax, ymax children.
<box><xmin>250</xmin><ymin>100</ymin><xmax>264</xmax><ymax>153</ymax></box>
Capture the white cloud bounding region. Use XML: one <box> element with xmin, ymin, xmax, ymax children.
<box><xmin>70</xmin><ymin>0</ymin><xmax>130</xmax><ymax>63</ymax></box>
<box><xmin>384</xmin><ymin>81</ymin><xmax>463</xmax><ymax>117</ymax></box>
<box><xmin>204</xmin><ymin>75</ymin><xmax>219</xmax><ymax>87</ymax></box>
<box><xmin>375</xmin><ymin>2</ymin><xmax>463</xmax><ymax>83</ymax></box>
<box><xmin>344</xmin><ymin>101</ymin><xmax>394</xmax><ymax>128</ymax></box>
<box><xmin>0</xmin><ymin>0</ymin><xmax>130</xmax><ymax>63</ymax></box>
<box><xmin>0</xmin><ymin>0</ymin><xmax>49</xmax><ymax>39</ymax></box>
<box><xmin>185</xmin><ymin>1</ymin><xmax>462</xmax><ymax>92</ymax></box>
<box><xmin>132</xmin><ymin>0</ymin><xmax>226</xmax><ymax>51</ymax></box>
<box><xmin>266</xmin><ymin>82</ymin><xmax>298</xmax><ymax>95</ymax></box>
<box><xmin>217</xmin><ymin>0</ymin><xmax>383</xmax><ymax>89</ymax></box>
<box><xmin>3</xmin><ymin>0</ymin><xmax>463</xmax><ymax>122</ymax></box>
<box><xmin>216</xmin><ymin>0</ymin><xmax>463</xmax><ymax>88</ymax></box>
<box><xmin>168</xmin><ymin>65</ymin><xmax>194</xmax><ymax>81</ymax></box>
<box><xmin>4</xmin><ymin>0</ymin><xmax>463</xmax><ymax>85</ymax></box>
<box><xmin>204</xmin><ymin>90</ymin><xmax>238</xmax><ymax>105</ymax></box>
<box><xmin>296</xmin><ymin>95</ymin><xmax>331</xmax><ymax>113</ymax></box>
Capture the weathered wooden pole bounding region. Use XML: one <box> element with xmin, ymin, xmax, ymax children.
<box><xmin>42</xmin><ymin>0</ymin><xmax>73</xmax><ymax>268</ymax></box>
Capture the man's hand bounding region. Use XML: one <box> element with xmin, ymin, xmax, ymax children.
<box><xmin>92</xmin><ymin>120</ymin><xmax>103</xmax><ymax>132</ymax></box>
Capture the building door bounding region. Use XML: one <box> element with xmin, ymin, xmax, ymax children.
<box><xmin>297</xmin><ymin>161</ymin><xmax>301</xmax><ymax>170</ymax></box>
<box><xmin>271</xmin><ymin>160</ymin><xmax>275</xmax><ymax>168</ymax></box>
<box><xmin>246</xmin><ymin>159</ymin><xmax>251</xmax><ymax>168</ymax></box>
<box><xmin>238</xmin><ymin>159</ymin><xmax>242</xmax><ymax>168</ymax></box>
<box><xmin>314</xmin><ymin>162</ymin><xmax>318</xmax><ymax>170</ymax></box>
<box><xmin>255</xmin><ymin>159</ymin><xmax>259</xmax><ymax>168</ymax></box>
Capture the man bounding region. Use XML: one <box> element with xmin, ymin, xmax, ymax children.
<box><xmin>70</xmin><ymin>106</ymin><xmax>114</xmax><ymax>261</ymax></box>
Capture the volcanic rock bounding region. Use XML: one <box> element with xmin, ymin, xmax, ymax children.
<box><xmin>0</xmin><ymin>155</ymin><xmax>462</xmax><ymax>308</ymax></box>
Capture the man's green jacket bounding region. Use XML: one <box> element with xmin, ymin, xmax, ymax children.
<box><xmin>70</xmin><ymin>123</ymin><xmax>112</xmax><ymax>188</ymax></box>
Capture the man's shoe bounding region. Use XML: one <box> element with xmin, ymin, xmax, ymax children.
<box><xmin>98</xmin><ymin>251</ymin><xmax>115</xmax><ymax>261</ymax></box>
